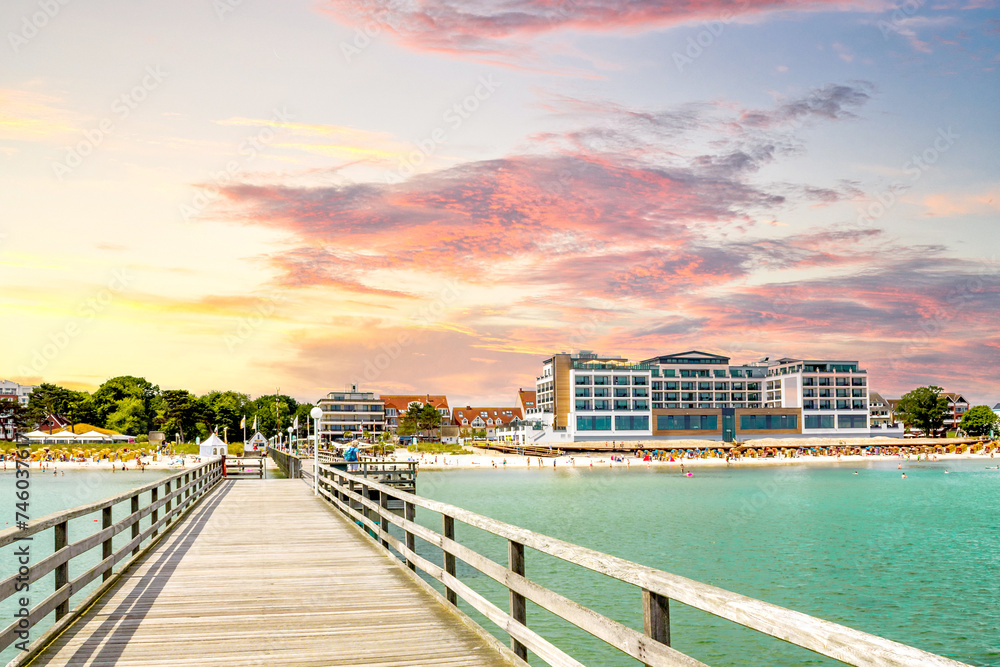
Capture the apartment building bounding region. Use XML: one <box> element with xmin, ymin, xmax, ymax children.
<box><xmin>868</xmin><ymin>391</ymin><xmax>894</xmax><ymax>428</ymax></box>
<box><xmin>942</xmin><ymin>393</ymin><xmax>969</xmax><ymax>432</ymax></box>
<box><xmin>0</xmin><ymin>380</ymin><xmax>35</xmax><ymax>441</ymax></box>
<box><xmin>315</xmin><ymin>386</ymin><xmax>384</xmax><ymax>442</ymax></box>
<box><xmin>764</xmin><ymin>358</ymin><xmax>870</xmax><ymax>436</ymax></box>
<box><xmin>535</xmin><ymin>351</ymin><xmax>875</xmax><ymax>442</ymax></box>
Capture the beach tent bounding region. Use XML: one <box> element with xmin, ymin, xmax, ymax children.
<box><xmin>200</xmin><ymin>433</ymin><xmax>228</xmax><ymax>458</ymax></box>
<box><xmin>20</xmin><ymin>430</ymin><xmax>52</xmax><ymax>443</ymax></box>
<box><xmin>77</xmin><ymin>430</ymin><xmax>112</xmax><ymax>443</ymax></box>
<box><xmin>48</xmin><ymin>430</ymin><xmax>79</xmax><ymax>444</ymax></box>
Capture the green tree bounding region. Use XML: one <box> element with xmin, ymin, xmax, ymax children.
<box><xmin>26</xmin><ymin>383</ymin><xmax>96</xmax><ymax>430</ymax></box>
<box><xmin>106</xmin><ymin>396</ymin><xmax>148</xmax><ymax>435</ymax></box>
<box><xmin>959</xmin><ymin>405</ymin><xmax>999</xmax><ymax>437</ymax></box>
<box><xmin>92</xmin><ymin>376</ymin><xmax>159</xmax><ymax>431</ymax></box>
<box><xmin>398</xmin><ymin>402</ymin><xmax>441</xmax><ymax>436</ymax></box>
<box><xmin>154</xmin><ymin>389</ymin><xmax>202</xmax><ymax>443</ymax></box>
<box><xmin>201</xmin><ymin>390</ymin><xmax>253</xmax><ymax>439</ymax></box>
<box><xmin>251</xmin><ymin>394</ymin><xmax>299</xmax><ymax>439</ymax></box>
<box><xmin>896</xmin><ymin>386</ymin><xmax>950</xmax><ymax>437</ymax></box>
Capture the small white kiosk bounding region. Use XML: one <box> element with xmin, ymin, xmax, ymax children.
<box><xmin>246</xmin><ymin>431</ymin><xmax>268</xmax><ymax>453</ymax></box>
<box><xmin>199</xmin><ymin>433</ymin><xmax>228</xmax><ymax>458</ymax></box>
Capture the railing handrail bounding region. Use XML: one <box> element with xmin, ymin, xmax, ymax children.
<box><xmin>0</xmin><ymin>459</ymin><xmax>220</xmax><ymax>548</ymax></box>
<box><xmin>316</xmin><ymin>463</ymin><xmax>969</xmax><ymax>667</ymax></box>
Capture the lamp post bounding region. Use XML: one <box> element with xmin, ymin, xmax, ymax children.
<box><xmin>287</xmin><ymin>426</ymin><xmax>293</xmax><ymax>453</ymax></box>
<box><xmin>310</xmin><ymin>406</ymin><xmax>323</xmax><ymax>496</ymax></box>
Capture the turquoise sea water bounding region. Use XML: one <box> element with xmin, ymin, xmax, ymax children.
<box><xmin>409</xmin><ymin>459</ymin><xmax>1000</xmax><ymax>666</ymax></box>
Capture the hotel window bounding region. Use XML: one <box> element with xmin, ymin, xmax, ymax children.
<box><xmin>803</xmin><ymin>389</ymin><xmax>816</xmax><ymax>397</ymax></box>
<box><xmin>731</xmin><ymin>369</ymin><xmax>744</xmax><ymax>378</ymax></box>
<box><xmin>818</xmin><ymin>378</ymin><xmax>832</xmax><ymax>386</ymax></box>
<box><xmin>740</xmin><ymin>414</ymin><xmax>797</xmax><ymax>430</ymax></box>
<box><xmin>698</xmin><ymin>382</ymin><xmax>712</xmax><ymax>390</ymax></box>
<box><xmin>852</xmin><ymin>400</ymin><xmax>866</xmax><ymax>410</ymax></box>
<box><xmin>577</xmin><ymin>415</ymin><xmax>612</xmax><ymax>431</ymax></box>
<box><xmin>633</xmin><ymin>376</ymin><xmax>648</xmax><ymax>386</ymax></box>
<box><xmin>681</xmin><ymin>392</ymin><xmax>695</xmax><ymax>401</ymax></box>
<box><xmin>666</xmin><ymin>403</ymin><xmax>679</xmax><ymax>409</ymax></box>
<box><xmin>575</xmin><ymin>375</ymin><xmax>592</xmax><ymax>385</ymax></box>
<box><xmin>714</xmin><ymin>382</ymin><xmax>728</xmax><ymax>390</ymax></box>
<box><xmin>852</xmin><ymin>378</ymin><xmax>866</xmax><ymax>386</ymax></box>
<box><xmin>593</xmin><ymin>376</ymin><xmax>609</xmax><ymax>385</ymax></box>
<box><xmin>681</xmin><ymin>382</ymin><xmax>695</xmax><ymax>391</ymax></box>
<box><xmin>575</xmin><ymin>388</ymin><xmax>592</xmax><ymax>397</ymax></box>
<box><xmin>661</xmin><ymin>369</ymin><xmax>676</xmax><ymax>377</ymax></box>
<box><xmin>838</xmin><ymin>415</ymin><xmax>867</xmax><ymax>429</ymax></box>
<box><xmin>748</xmin><ymin>393</ymin><xmax>762</xmax><ymax>402</ymax></box>
<box><xmin>714</xmin><ymin>370</ymin><xmax>727</xmax><ymax>378</ymax></box>
<box><xmin>748</xmin><ymin>382</ymin><xmax>762</xmax><ymax>390</ymax></box>
<box><xmin>819</xmin><ymin>389</ymin><xmax>832</xmax><ymax>397</ymax></box>
<box><xmin>836</xmin><ymin>389</ymin><xmax>848</xmax><ymax>397</ymax></box>
<box><xmin>836</xmin><ymin>400</ymin><xmax>849</xmax><ymax>410</ymax></box>
<box><xmin>614</xmin><ymin>387</ymin><xmax>630</xmax><ymax>398</ymax></box>
<box><xmin>852</xmin><ymin>389</ymin><xmax>866</xmax><ymax>397</ymax></box>
<box><xmin>699</xmin><ymin>393</ymin><xmax>713</xmax><ymax>402</ymax></box>
<box><xmin>633</xmin><ymin>387</ymin><xmax>649</xmax><ymax>398</ymax></box>
<box><xmin>820</xmin><ymin>400</ymin><xmax>832</xmax><ymax>410</ymax></box>
<box><xmin>652</xmin><ymin>382</ymin><xmax>662</xmax><ymax>390</ymax></box>
<box><xmin>614</xmin><ymin>376</ymin><xmax>630</xmax><ymax>385</ymax></box>
<box><xmin>802</xmin><ymin>377</ymin><xmax>816</xmax><ymax>386</ymax></box>
<box><xmin>731</xmin><ymin>382</ymin><xmax>744</xmax><ymax>390</ymax></box>
<box><xmin>657</xmin><ymin>415</ymin><xmax>717</xmax><ymax>430</ymax></box>
<box><xmin>615</xmin><ymin>415</ymin><xmax>649</xmax><ymax>430</ymax></box>
<box><xmin>836</xmin><ymin>377</ymin><xmax>849</xmax><ymax>386</ymax></box>
<box><xmin>732</xmin><ymin>392</ymin><xmax>745</xmax><ymax>401</ymax></box>
<box><xmin>665</xmin><ymin>392</ymin><xmax>678</xmax><ymax>400</ymax></box>
<box><xmin>665</xmin><ymin>382</ymin><xmax>679</xmax><ymax>390</ymax></box>
<box><xmin>594</xmin><ymin>400</ymin><xmax>610</xmax><ymax>411</ymax></box>
<box><xmin>632</xmin><ymin>400</ymin><xmax>649</xmax><ymax>410</ymax></box>
<box><xmin>594</xmin><ymin>387</ymin><xmax>610</xmax><ymax>397</ymax></box>
<box><xmin>715</xmin><ymin>393</ymin><xmax>727</xmax><ymax>401</ymax></box>
<box><xmin>804</xmin><ymin>400</ymin><xmax>817</xmax><ymax>410</ymax></box>
<box><xmin>575</xmin><ymin>400</ymin><xmax>592</xmax><ymax>410</ymax></box>
<box><xmin>805</xmin><ymin>415</ymin><xmax>835</xmax><ymax>429</ymax></box>
<box><xmin>614</xmin><ymin>400</ymin><xmax>629</xmax><ymax>410</ymax></box>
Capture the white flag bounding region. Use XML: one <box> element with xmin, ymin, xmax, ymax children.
<box><xmin>293</xmin><ymin>414</ymin><xmax>299</xmax><ymax>430</ymax></box>
<box><xmin>240</xmin><ymin>415</ymin><xmax>246</xmax><ymax>429</ymax></box>
<box><xmin>252</xmin><ymin>415</ymin><xmax>258</xmax><ymax>431</ymax></box>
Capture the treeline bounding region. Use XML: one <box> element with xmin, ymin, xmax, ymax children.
<box><xmin>25</xmin><ymin>376</ymin><xmax>314</xmax><ymax>442</ymax></box>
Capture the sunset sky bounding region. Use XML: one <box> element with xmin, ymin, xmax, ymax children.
<box><xmin>2</xmin><ymin>0</ymin><xmax>998</xmax><ymax>407</ymax></box>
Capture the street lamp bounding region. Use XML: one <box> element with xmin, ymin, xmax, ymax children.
<box><xmin>310</xmin><ymin>406</ymin><xmax>323</xmax><ymax>496</ymax></box>
<box><xmin>287</xmin><ymin>426</ymin><xmax>293</xmax><ymax>452</ymax></box>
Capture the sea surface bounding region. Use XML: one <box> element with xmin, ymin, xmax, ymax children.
<box><xmin>409</xmin><ymin>459</ymin><xmax>1000</xmax><ymax>666</ymax></box>
<box><xmin>1</xmin><ymin>461</ymin><xmax>997</xmax><ymax>666</ymax></box>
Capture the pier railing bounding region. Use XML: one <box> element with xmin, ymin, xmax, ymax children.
<box><xmin>0</xmin><ymin>459</ymin><xmax>223</xmax><ymax>656</ymax></box>
<box><xmin>267</xmin><ymin>446</ymin><xmax>301</xmax><ymax>478</ymax></box>
<box><xmin>315</xmin><ymin>462</ymin><xmax>968</xmax><ymax>667</ymax></box>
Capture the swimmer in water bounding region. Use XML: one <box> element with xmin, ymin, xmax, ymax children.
<box><xmin>901</xmin><ymin>473</ymin><xmax>907</xmax><ymax>479</ymax></box>
<box><xmin>852</xmin><ymin>471</ymin><xmax>858</xmax><ymax>475</ymax></box>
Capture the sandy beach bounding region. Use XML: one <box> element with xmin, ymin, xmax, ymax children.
<box><xmin>396</xmin><ymin>436</ymin><xmax>1000</xmax><ymax>470</ymax></box>
<box><xmin>5</xmin><ymin>436</ymin><xmax>996</xmax><ymax>473</ymax></box>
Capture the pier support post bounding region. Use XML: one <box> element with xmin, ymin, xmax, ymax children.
<box><xmin>378</xmin><ymin>491</ymin><xmax>389</xmax><ymax>549</ymax></box>
<box><xmin>102</xmin><ymin>506</ymin><xmax>113</xmax><ymax>582</ymax></box>
<box><xmin>151</xmin><ymin>486</ymin><xmax>159</xmax><ymax>538</ymax></box>
<box><xmin>642</xmin><ymin>588</ymin><xmax>671</xmax><ymax>663</ymax></box>
<box><xmin>164</xmin><ymin>480</ymin><xmax>172</xmax><ymax>527</ymax></box>
<box><xmin>443</xmin><ymin>515</ymin><xmax>457</xmax><ymax>605</ymax></box>
<box><xmin>54</xmin><ymin>521</ymin><xmax>68</xmax><ymax>620</ymax></box>
<box><xmin>508</xmin><ymin>540</ymin><xmax>528</xmax><ymax>660</ymax></box>
<box><xmin>131</xmin><ymin>494</ymin><xmax>140</xmax><ymax>556</ymax></box>
<box><xmin>404</xmin><ymin>502</ymin><xmax>416</xmax><ymax>571</ymax></box>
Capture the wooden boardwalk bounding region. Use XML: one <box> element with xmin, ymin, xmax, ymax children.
<box><xmin>27</xmin><ymin>480</ymin><xmax>514</xmax><ymax>667</ymax></box>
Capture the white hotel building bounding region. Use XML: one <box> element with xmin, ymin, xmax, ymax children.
<box><xmin>530</xmin><ymin>351</ymin><xmax>878</xmax><ymax>443</ymax></box>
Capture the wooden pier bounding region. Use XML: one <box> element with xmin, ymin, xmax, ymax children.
<box><xmin>9</xmin><ymin>477</ymin><xmax>515</xmax><ymax>666</ymax></box>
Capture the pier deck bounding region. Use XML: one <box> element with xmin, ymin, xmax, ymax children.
<box><xmin>27</xmin><ymin>479</ymin><xmax>513</xmax><ymax>667</ymax></box>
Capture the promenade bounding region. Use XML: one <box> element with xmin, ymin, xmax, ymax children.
<box><xmin>26</xmin><ymin>479</ymin><xmax>512</xmax><ymax>667</ymax></box>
